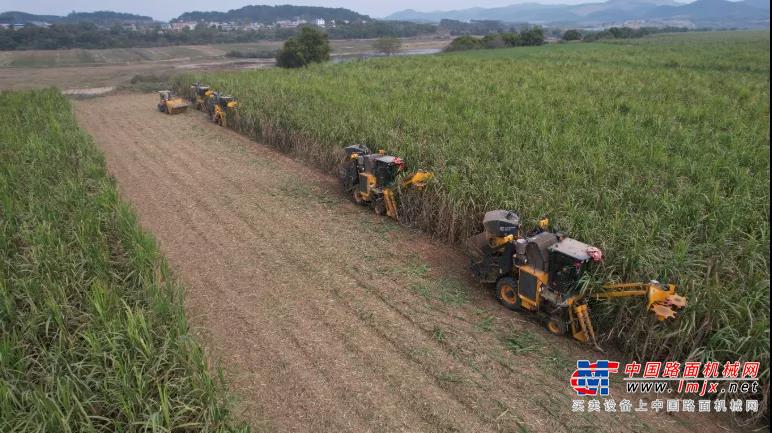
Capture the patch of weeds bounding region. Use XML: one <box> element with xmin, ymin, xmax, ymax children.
<box><xmin>432</xmin><ymin>326</ymin><xmax>446</xmax><ymax>343</ymax></box>
<box><xmin>409</xmin><ymin>277</ymin><xmax>469</xmax><ymax>307</ymax></box>
<box><xmin>504</xmin><ymin>331</ymin><xmax>540</xmax><ymax>355</ymax></box>
<box><xmin>475</xmin><ymin>315</ymin><xmax>495</xmax><ymax>332</ymax></box>
<box><xmin>316</xmin><ymin>192</ymin><xmax>339</xmax><ymax>205</ymax></box>
<box><xmin>545</xmin><ymin>349</ymin><xmax>572</xmax><ymax>376</ymax></box>
<box><xmin>410</xmin><ymin>282</ymin><xmax>433</xmax><ymax>300</ymax></box>
<box><xmin>436</xmin><ymin>277</ymin><xmax>469</xmax><ymax>306</ymax></box>
<box><xmin>278</xmin><ymin>182</ymin><xmax>315</xmax><ymax>200</ymax></box>
<box><xmin>402</xmin><ymin>262</ymin><xmax>430</xmax><ymax>278</ymax></box>
<box><xmin>437</xmin><ymin>372</ymin><xmax>463</xmax><ymax>383</ymax></box>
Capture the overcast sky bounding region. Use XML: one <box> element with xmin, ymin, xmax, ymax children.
<box><xmin>2</xmin><ymin>0</ymin><xmax>619</xmax><ymax>21</ymax></box>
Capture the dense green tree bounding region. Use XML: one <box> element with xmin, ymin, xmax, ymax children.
<box><xmin>563</xmin><ymin>29</ymin><xmax>582</xmax><ymax>41</ymax></box>
<box><xmin>520</xmin><ymin>27</ymin><xmax>545</xmax><ymax>46</ymax></box>
<box><xmin>443</xmin><ymin>35</ymin><xmax>483</xmax><ymax>52</ymax></box>
<box><xmin>275</xmin><ymin>26</ymin><xmax>330</xmax><ymax>68</ymax></box>
<box><xmin>501</xmin><ymin>32</ymin><xmax>521</xmax><ymax>47</ymax></box>
<box><xmin>481</xmin><ymin>34</ymin><xmax>506</xmax><ymax>49</ymax></box>
<box><xmin>444</xmin><ymin>27</ymin><xmax>544</xmax><ymax>52</ymax></box>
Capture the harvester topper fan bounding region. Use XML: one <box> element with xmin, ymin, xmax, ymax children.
<box><xmin>651</xmin><ymin>304</ymin><xmax>677</xmax><ymax>321</ymax></box>
<box><xmin>665</xmin><ymin>294</ymin><xmax>687</xmax><ymax>308</ymax></box>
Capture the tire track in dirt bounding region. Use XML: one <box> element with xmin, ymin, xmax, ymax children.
<box><xmin>89</xmin><ymin>121</ymin><xmax>375</xmax><ymax>432</ymax></box>
<box><xmin>112</xmin><ymin>108</ymin><xmax>581</xmax><ymax>432</ymax></box>
<box><xmin>88</xmin><ymin>106</ymin><xmax>490</xmax><ymax>432</ymax></box>
<box><xmin>123</xmin><ymin>110</ymin><xmax>509</xmax><ymax>433</ymax></box>
<box><xmin>74</xmin><ymin>93</ymin><xmax>738</xmax><ymax>433</ymax></box>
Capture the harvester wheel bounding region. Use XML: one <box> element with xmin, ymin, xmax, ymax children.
<box><xmin>352</xmin><ymin>190</ymin><xmax>364</xmax><ymax>205</ymax></box>
<box><xmin>547</xmin><ymin>316</ymin><xmax>568</xmax><ymax>336</ymax></box>
<box><xmin>373</xmin><ymin>198</ymin><xmax>387</xmax><ymax>216</ymax></box>
<box><xmin>495</xmin><ymin>277</ymin><xmax>520</xmax><ymax>311</ymax></box>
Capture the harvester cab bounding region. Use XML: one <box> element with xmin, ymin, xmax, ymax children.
<box><xmin>190</xmin><ymin>82</ymin><xmax>213</xmax><ymax>111</ymax></box>
<box><xmin>157</xmin><ymin>90</ymin><xmax>190</xmax><ymax>115</ymax></box>
<box><xmin>209</xmin><ymin>93</ymin><xmax>238</xmax><ymax>127</ymax></box>
<box><xmin>339</xmin><ymin>144</ymin><xmax>432</xmax><ymax>219</ymax></box>
<box><xmin>465</xmin><ymin>210</ymin><xmax>687</xmax><ymax>347</ymax></box>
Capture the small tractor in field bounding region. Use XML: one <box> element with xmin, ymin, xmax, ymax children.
<box><xmin>465</xmin><ymin>210</ymin><xmax>687</xmax><ymax>347</ymax></box>
<box><xmin>206</xmin><ymin>92</ymin><xmax>239</xmax><ymax>127</ymax></box>
<box><xmin>339</xmin><ymin>144</ymin><xmax>433</xmax><ymax>219</ymax></box>
<box><xmin>157</xmin><ymin>91</ymin><xmax>190</xmax><ymax>115</ymax></box>
<box><xmin>190</xmin><ymin>82</ymin><xmax>213</xmax><ymax>112</ymax></box>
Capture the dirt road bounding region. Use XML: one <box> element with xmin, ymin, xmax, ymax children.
<box><xmin>73</xmin><ymin>94</ymin><xmax>736</xmax><ymax>433</ymax></box>
<box><xmin>0</xmin><ymin>38</ymin><xmax>450</xmax><ymax>90</ymax></box>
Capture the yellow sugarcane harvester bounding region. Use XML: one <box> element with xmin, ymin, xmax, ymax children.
<box><xmin>338</xmin><ymin>144</ymin><xmax>433</xmax><ymax>219</ymax></box>
<box><xmin>189</xmin><ymin>82</ymin><xmax>239</xmax><ymax>127</ymax></box>
<box><xmin>190</xmin><ymin>82</ymin><xmax>213</xmax><ymax>112</ymax></box>
<box><xmin>207</xmin><ymin>92</ymin><xmax>239</xmax><ymax>127</ymax></box>
<box><xmin>465</xmin><ymin>210</ymin><xmax>687</xmax><ymax>347</ymax></box>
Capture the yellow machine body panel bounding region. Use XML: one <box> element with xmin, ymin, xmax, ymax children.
<box><xmin>514</xmin><ymin>265</ymin><xmax>548</xmax><ymax>311</ymax></box>
<box><xmin>158</xmin><ymin>91</ymin><xmax>189</xmax><ymax>115</ymax></box>
<box><xmin>164</xmin><ymin>98</ymin><xmax>189</xmax><ymax>114</ymax></box>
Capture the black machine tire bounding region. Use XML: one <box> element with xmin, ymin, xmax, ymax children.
<box><xmin>495</xmin><ymin>277</ymin><xmax>521</xmax><ymax>311</ymax></box>
<box><xmin>158</xmin><ymin>103</ymin><xmax>165</xmax><ymax>113</ymax></box>
<box><xmin>373</xmin><ymin>197</ymin><xmax>387</xmax><ymax>216</ymax></box>
<box><xmin>352</xmin><ymin>190</ymin><xmax>365</xmax><ymax>205</ymax></box>
<box><xmin>338</xmin><ymin>160</ymin><xmax>358</xmax><ymax>192</ymax></box>
<box><xmin>546</xmin><ymin>315</ymin><xmax>568</xmax><ymax>336</ymax></box>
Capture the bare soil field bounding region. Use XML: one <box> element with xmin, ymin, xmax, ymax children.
<box><xmin>0</xmin><ymin>37</ymin><xmax>450</xmax><ymax>90</ymax></box>
<box><xmin>73</xmin><ymin>93</ymin><xmax>740</xmax><ymax>433</ymax></box>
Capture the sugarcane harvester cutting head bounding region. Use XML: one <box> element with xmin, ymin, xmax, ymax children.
<box><xmin>465</xmin><ymin>210</ymin><xmax>687</xmax><ymax>347</ymax></box>
<box><xmin>157</xmin><ymin>90</ymin><xmax>190</xmax><ymax>114</ymax></box>
<box><xmin>339</xmin><ymin>144</ymin><xmax>433</xmax><ymax>219</ymax></box>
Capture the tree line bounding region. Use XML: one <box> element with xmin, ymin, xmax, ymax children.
<box><xmin>577</xmin><ymin>26</ymin><xmax>691</xmax><ymax>42</ymax></box>
<box><xmin>443</xmin><ymin>27</ymin><xmax>545</xmax><ymax>52</ymax></box>
<box><xmin>176</xmin><ymin>5</ymin><xmax>368</xmax><ymax>25</ymax></box>
<box><xmin>0</xmin><ymin>21</ymin><xmax>436</xmax><ymax>51</ymax></box>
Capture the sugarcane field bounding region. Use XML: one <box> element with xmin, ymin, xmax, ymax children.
<box><xmin>0</xmin><ymin>2</ymin><xmax>769</xmax><ymax>432</ymax></box>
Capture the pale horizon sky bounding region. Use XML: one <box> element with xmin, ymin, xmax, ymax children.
<box><xmin>0</xmin><ymin>0</ymin><xmax>701</xmax><ymax>21</ymax></box>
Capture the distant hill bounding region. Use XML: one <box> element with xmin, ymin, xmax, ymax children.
<box><xmin>645</xmin><ymin>0</ymin><xmax>770</xmax><ymax>24</ymax></box>
<box><xmin>0</xmin><ymin>11</ymin><xmax>60</xmax><ymax>24</ymax></box>
<box><xmin>175</xmin><ymin>5</ymin><xmax>369</xmax><ymax>23</ymax></box>
<box><xmin>60</xmin><ymin>11</ymin><xmax>154</xmax><ymax>24</ymax></box>
<box><xmin>386</xmin><ymin>0</ymin><xmax>770</xmax><ymax>27</ymax></box>
<box><xmin>739</xmin><ymin>0</ymin><xmax>771</xmax><ymax>10</ymax></box>
<box><xmin>0</xmin><ymin>10</ymin><xmax>153</xmax><ymax>25</ymax></box>
<box><xmin>385</xmin><ymin>0</ymin><xmax>680</xmax><ymax>23</ymax></box>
